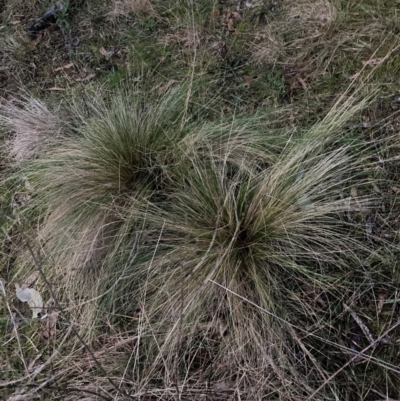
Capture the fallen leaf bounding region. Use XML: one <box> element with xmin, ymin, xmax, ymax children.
<box><xmin>231</xmin><ymin>11</ymin><xmax>243</xmax><ymax>21</ymax></box>
<box><xmin>25</xmin><ymin>179</ymin><xmax>33</xmax><ymax>191</ymax></box>
<box><xmin>362</xmin><ymin>58</ymin><xmax>384</xmax><ymax>67</ymax></box>
<box><xmin>7</xmin><ymin>391</ymin><xmax>41</xmax><ymax>401</ymax></box>
<box><xmin>54</xmin><ymin>62</ymin><xmax>74</xmax><ymax>72</ymax></box>
<box><xmin>362</xmin><ymin>121</ymin><xmax>373</xmax><ymax>128</ymax></box>
<box><xmin>242</xmin><ymin>75</ymin><xmax>259</xmax><ymax>84</ymax></box>
<box><xmin>157</xmin><ymin>79</ymin><xmax>178</xmax><ymax>96</ymax></box>
<box><xmin>227</xmin><ymin>17</ymin><xmax>235</xmax><ymax>32</ymax></box>
<box><xmin>297</xmin><ymin>76</ymin><xmax>308</xmax><ymax>90</ymax></box>
<box><xmin>99</xmin><ymin>46</ymin><xmax>115</xmax><ymax>60</ymax></box>
<box><xmin>245</xmin><ymin>0</ymin><xmax>264</xmax><ymax>8</ymax></box>
<box><xmin>33</xmin><ymin>30</ymin><xmax>45</xmax><ymax>46</ymax></box>
<box><xmin>378</xmin><ymin>337</ymin><xmax>392</xmax><ymax>345</ymax></box>
<box><xmin>213</xmin><ymin>9</ymin><xmax>221</xmax><ymax>19</ymax></box>
<box><xmin>212</xmin><ymin>380</ymin><xmax>234</xmax><ymax>392</ymax></box>
<box><xmin>15</xmin><ymin>284</ymin><xmax>43</xmax><ymax>318</ymax></box>
<box><xmin>0</xmin><ymin>278</ymin><xmax>5</xmax><ymax>297</ymax></box>
<box><xmin>41</xmin><ymin>311</ymin><xmax>58</xmax><ymax>340</ymax></box>
<box><xmin>377</xmin><ymin>291</ymin><xmax>387</xmax><ymax>316</ymax></box>
<box><xmin>75</xmin><ymin>73</ymin><xmax>96</xmax><ymax>82</ymax></box>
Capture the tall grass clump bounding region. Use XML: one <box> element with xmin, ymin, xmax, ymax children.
<box><xmin>5</xmin><ymin>82</ymin><xmax>287</xmax><ymax>316</ymax></box>
<box><xmin>4</xmin><ymin>82</ymin><xmax>396</xmax><ymax>399</ymax></box>
<box><xmin>101</xmin><ymin>122</ymin><xmax>382</xmax><ymax>399</ymax></box>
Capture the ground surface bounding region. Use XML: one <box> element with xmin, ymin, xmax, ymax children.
<box><xmin>1</xmin><ymin>1</ymin><xmax>400</xmax><ymax>400</ymax></box>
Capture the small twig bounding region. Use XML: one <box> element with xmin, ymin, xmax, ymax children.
<box><xmin>0</xmin><ymin>325</ymin><xmax>72</xmax><ymax>387</ymax></box>
<box><xmin>209</xmin><ymin>280</ymin><xmax>400</xmax><ymax>375</ymax></box>
<box><xmin>0</xmin><ymin>279</ymin><xmax>28</xmax><ymax>376</ymax></box>
<box><xmin>370</xmin><ymin>387</ymin><xmax>400</xmax><ymax>401</ymax></box>
<box><xmin>174</xmin><ymin>264</ymin><xmax>184</xmax><ymax>401</ymax></box>
<box><xmin>305</xmin><ymin>320</ymin><xmax>400</xmax><ymax>400</ymax></box>
<box><xmin>9</xmin><ymin>236</ymin><xmax>135</xmax><ymax>400</ymax></box>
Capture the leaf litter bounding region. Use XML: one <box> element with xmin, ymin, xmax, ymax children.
<box><xmin>15</xmin><ymin>284</ymin><xmax>43</xmax><ymax>318</ymax></box>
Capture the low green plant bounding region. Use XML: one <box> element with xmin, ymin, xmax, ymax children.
<box><xmin>55</xmin><ymin>0</ymin><xmax>71</xmax><ymax>32</ymax></box>
<box><xmin>266</xmin><ymin>69</ymin><xmax>285</xmax><ymax>92</ymax></box>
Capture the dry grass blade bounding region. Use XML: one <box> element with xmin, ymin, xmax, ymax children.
<box><xmin>0</xmin><ymin>97</ymin><xmax>67</xmax><ymax>162</ymax></box>
<box><xmin>343</xmin><ymin>302</ymin><xmax>375</xmax><ymax>346</ymax></box>
<box><xmin>306</xmin><ymin>320</ymin><xmax>400</xmax><ymax>400</ymax></box>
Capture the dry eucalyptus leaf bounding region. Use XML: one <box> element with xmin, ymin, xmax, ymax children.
<box><xmin>25</xmin><ymin>179</ymin><xmax>33</xmax><ymax>191</ymax></box>
<box><xmin>231</xmin><ymin>11</ymin><xmax>243</xmax><ymax>21</ymax></box>
<box><xmin>15</xmin><ymin>284</ymin><xmax>43</xmax><ymax>318</ymax></box>
<box><xmin>54</xmin><ymin>62</ymin><xmax>74</xmax><ymax>72</ymax></box>
<box><xmin>42</xmin><ymin>311</ymin><xmax>58</xmax><ymax>340</ymax></box>
<box><xmin>362</xmin><ymin>58</ymin><xmax>384</xmax><ymax>66</ymax></box>
<box><xmin>245</xmin><ymin>0</ymin><xmax>264</xmax><ymax>8</ymax></box>
<box><xmin>157</xmin><ymin>79</ymin><xmax>178</xmax><ymax>96</ymax></box>
<box><xmin>212</xmin><ymin>380</ymin><xmax>233</xmax><ymax>392</ymax></box>
<box><xmin>99</xmin><ymin>46</ymin><xmax>114</xmax><ymax>59</ymax></box>
<box><xmin>377</xmin><ymin>291</ymin><xmax>387</xmax><ymax>316</ymax></box>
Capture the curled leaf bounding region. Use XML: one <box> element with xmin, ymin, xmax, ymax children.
<box><xmin>15</xmin><ymin>284</ymin><xmax>43</xmax><ymax>318</ymax></box>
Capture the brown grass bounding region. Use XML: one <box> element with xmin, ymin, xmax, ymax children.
<box><xmin>107</xmin><ymin>0</ymin><xmax>156</xmax><ymax>20</ymax></box>
<box><xmin>250</xmin><ymin>0</ymin><xmax>394</xmax><ymax>82</ymax></box>
<box><xmin>0</xmin><ymin>97</ymin><xmax>65</xmax><ymax>162</ymax></box>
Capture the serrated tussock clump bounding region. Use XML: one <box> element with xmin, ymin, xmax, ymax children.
<box><xmin>2</xmin><ymin>83</ymin><xmax>387</xmax><ymax>399</ymax></box>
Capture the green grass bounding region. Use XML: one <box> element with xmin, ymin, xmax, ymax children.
<box><xmin>1</xmin><ymin>0</ymin><xmax>400</xmax><ymax>400</ymax></box>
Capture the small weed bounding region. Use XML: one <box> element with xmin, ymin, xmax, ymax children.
<box><xmin>266</xmin><ymin>69</ymin><xmax>285</xmax><ymax>92</ymax></box>
<box><xmin>55</xmin><ymin>0</ymin><xmax>71</xmax><ymax>32</ymax></box>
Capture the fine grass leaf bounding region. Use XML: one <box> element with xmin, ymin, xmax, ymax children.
<box><xmin>0</xmin><ymin>278</ymin><xmax>5</xmax><ymax>298</ymax></box>
<box><xmin>343</xmin><ymin>303</ymin><xmax>375</xmax><ymax>347</ymax></box>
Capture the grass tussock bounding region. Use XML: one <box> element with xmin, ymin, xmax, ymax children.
<box><xmin>10</xmin><ymin>83</ymin><xmax>287</xmax><ymax>311</ymax></box>
<box><xmin>1</xmin><ymin>0</ymin><xmax>400</xmax><ymax>399</ymax></box>
<box><xmin>3</xmin><ymin>80</ymin><xmax>398</xmax><ymax>399</ymax></box>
